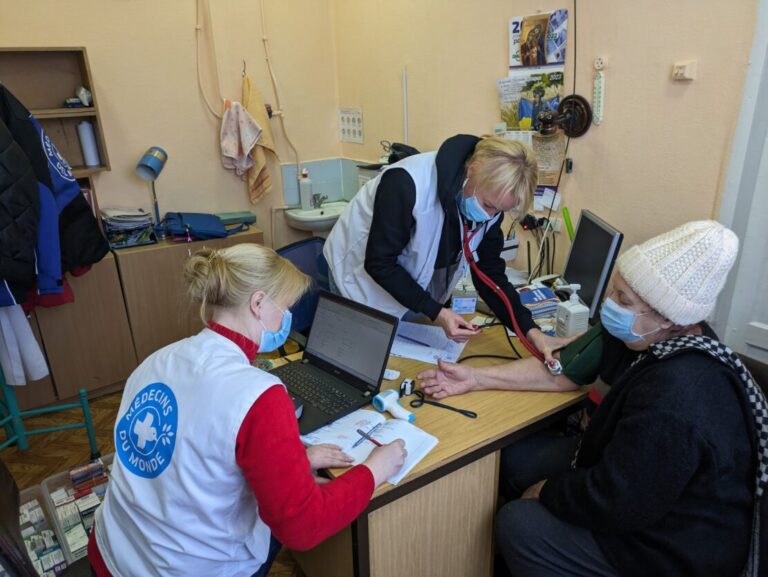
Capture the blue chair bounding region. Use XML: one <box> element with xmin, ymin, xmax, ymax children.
<box><xmin>0</xmin><ymin>368</ymin><xmax>100</xmax><ymax>460</ymax></box>
<box><xmin>276</xmin><ymin>237</ymin><xmax>329</xmax><ymax>348</ymax></box>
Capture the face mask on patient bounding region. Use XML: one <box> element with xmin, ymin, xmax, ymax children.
<box><xmin>600</xmin><ymin>297</ymin><xmax>661</xmax><ymax>343</ymax></box>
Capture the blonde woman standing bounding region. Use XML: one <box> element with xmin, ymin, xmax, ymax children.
<box><xmin>324</xmin><ymin>134</ymin><xmax>572</xmax><ymax>360</ymax></box>
<box><xmin>88</xmin><ymin>244</ymin><xmax>406</xmax><ymax>577</ymax></box>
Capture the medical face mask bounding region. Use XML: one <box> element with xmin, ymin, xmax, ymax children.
<box><xmin>600</xmin><ymin>297</ymin><xmax>661</xmax><ymax>343</ymax></box>
<box><xmin>458</xmin><ymin>180</ymin><xmax>492</xmax><ymax>223</ymax></box>
<box><xmin>259</xmin><ymin>303</ymin><xmax>292</xmax><ymax>352</ymax></box>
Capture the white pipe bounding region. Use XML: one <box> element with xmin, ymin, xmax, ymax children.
<box><xmin>402</xmin><ymin>66</ymin><xmax>409</xmax><ymax>144</ymax></box>
<box><xmin>195</xmin><ymin>0</ymin><xmax>223</xmax><ymax>119</ymax></box>
<box><xmin>259</xmin><ymin>0</ymin><xmax>301</xmax><ymax>185</ymax></box>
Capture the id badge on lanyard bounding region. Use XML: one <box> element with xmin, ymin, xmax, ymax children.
<box><xmin>451</xmin><ymin>222</ymin><xmax>481</xmax><ymax>314</ymax></box>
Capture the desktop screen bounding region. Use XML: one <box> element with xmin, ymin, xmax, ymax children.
<box><xmin>562</xmin><ymin>210</ymin><xmax>623</xmax><ymax>321</ymax></box>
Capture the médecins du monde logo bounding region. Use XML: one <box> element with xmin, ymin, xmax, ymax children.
<box><xmin>116</xmin><ymin>383</ymin><xmax>178</xmax><ymax>479</ymax></box>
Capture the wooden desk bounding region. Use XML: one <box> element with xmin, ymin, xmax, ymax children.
<box><xmin>290</xmin><ymin>324</ymin><xmax>586</xmax><ymax>577</ymax></box>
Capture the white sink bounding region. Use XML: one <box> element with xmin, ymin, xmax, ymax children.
<box><xmin>285</xmin><ymin>201</ymin><xmax>349</xmax><ymax>233</ymax></box>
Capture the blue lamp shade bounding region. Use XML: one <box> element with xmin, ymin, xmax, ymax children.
<box><xmin>136</xmin><ymin>146</ymin><xmax>168</xmax><ymax>181</ymax></box>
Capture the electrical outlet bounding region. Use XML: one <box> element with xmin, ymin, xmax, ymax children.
<box><xmin>550</xmin><ymin>217</ymin><xmax>562</xmax><ymax>233</ymax></box>
<box><xmin>338</xmin><ymin>107</ymin><xmax>364</xmax><ymax>143</ymax></box>
<box><xmin>672</xmin><ymin>60</ymin><xmax>697</xmax><ymax>81</ymax></box>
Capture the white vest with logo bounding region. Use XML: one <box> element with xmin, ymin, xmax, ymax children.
<box><xmin>95</xmin><ymin>329</ymin><xmax>277</xmax><ymax>577</ymax></box>
<box><xmin>324</xmin><ymin>152</ymin><xmax>500</xmax><ymax>318</ymax></box>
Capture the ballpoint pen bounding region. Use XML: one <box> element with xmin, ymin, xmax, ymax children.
<box><xmin>354</xmin><ymin>424</ymin><xmax>383</xmax><ymax>448</ymax></box>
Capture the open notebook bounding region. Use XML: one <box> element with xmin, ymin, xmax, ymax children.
<box><xmin>300</xmin><ymin>409</ymin><xmax>438</xmax><ymax>485</ymax></box>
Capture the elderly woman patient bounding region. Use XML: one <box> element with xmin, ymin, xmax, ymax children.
<box><xmin>419</xmin><ymin>221</ymin><xmax>767</xmax><ymax>577</ymax></box>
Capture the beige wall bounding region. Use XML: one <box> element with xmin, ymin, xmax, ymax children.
<box><xmin>0</xmin><ymin>0</ymin><xmax>758</xmax><ymax>259</ymax></box>
<box><xmin>0</xmin><ymin>0</ymin><xmax>342</xmax><ymax>248</ymax></box>
<box><xmin>334</xmin><ymin>0</ymin><xmax>758</xmax><ymax>268</ymax></box>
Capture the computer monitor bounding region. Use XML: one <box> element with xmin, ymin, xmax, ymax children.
<box><xmin>561</xmin><ymin>210</ymin><xmax>623</xmax><ymax>322</ymax></box>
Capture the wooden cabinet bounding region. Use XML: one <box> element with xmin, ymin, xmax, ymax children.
<box><xmin>114</xmin><ymin>229</ymin><xmax>264</xmax><ymax>363</ymax></box>
<box><xmin>0</xmin><ymin>47</ymin><xmax>110</xmax><ymax>177</ymax></box>
<box><xmin>35</xmin><ymin>254</ymin><xmax>137</xmax><ymax>400</ymax></box>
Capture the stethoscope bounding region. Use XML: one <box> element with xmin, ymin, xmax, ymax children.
<box><xmin>408</xmin><ymin>390</ymin><xmax>478</xmax><ymax>419</ymax></box>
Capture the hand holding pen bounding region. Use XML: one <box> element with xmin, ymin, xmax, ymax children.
<box><xmin>361</xmin><ymin>438</ymin><xmax>408</xmax><ymax>487</ymax></box>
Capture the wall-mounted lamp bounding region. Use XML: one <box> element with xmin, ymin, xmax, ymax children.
<box><xmin>538</xmin><ymin>95</ymin><xmax>593</xmax><ymax>138</ymax></box>
<box><xmin>136</xmin><ymin>146</ymin><xmax>168</xmax><ymax>238</ymax></box>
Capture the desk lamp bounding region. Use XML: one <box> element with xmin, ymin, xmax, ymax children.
<box><xmin>136</xmin><ymin>146</ymin><xmax>169</xmax><ymax>238</ymax></box>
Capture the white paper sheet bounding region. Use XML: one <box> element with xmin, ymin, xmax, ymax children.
<box><xmin>390</xmin><ymin>322</ymin><xmax>467</xmax><ymax>364</ymax></box>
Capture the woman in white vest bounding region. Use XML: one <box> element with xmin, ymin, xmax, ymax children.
<box><xmin>88</xmin><ymin>244</ymin><xmax>406</xmax><ymax>577</ymax></box>
<box><xmin>325</xmin><ymin>134</ymin><xmax>572</xmax><ymax>359</ymax></box>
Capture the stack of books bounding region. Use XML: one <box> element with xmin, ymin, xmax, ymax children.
<box><xmin>100</xmin><ymin>208</ymin><xmax>156</xmax><ymax>249</ymax></box>
<box><xmin>516</xmin><ymin>285</ymin><xmax>560</xmax><ymax>320</ymax></box>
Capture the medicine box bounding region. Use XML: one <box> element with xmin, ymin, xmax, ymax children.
<box><xmin>18</xmin><ymin>484</ymin><xmax>68</xmax><ymax>576</ymax></box>
<box><xmin>41</xmin><ymin>454</ymin><xmax>114</xmax><ymax>564</ymax></box>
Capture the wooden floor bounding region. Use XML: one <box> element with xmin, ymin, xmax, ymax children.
<box><xmin>0</xmin><ymin>390</ymin><xmax>303</xmax><ymax>577</ymax></box>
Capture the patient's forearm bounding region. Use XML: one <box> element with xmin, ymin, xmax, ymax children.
<box><xmin>473</xmin><ymin>357</ymin><xmax>578</xmax><ymax>392</ymax></box>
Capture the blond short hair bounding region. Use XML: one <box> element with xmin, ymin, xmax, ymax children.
<box><xmin>470</xmin><ymin>137</ymin><xmax>537</xmax><ymax>215</ymax></box>
<box><xmin>184</xmin><ymin>243</ymin><xmax>311</xmax><ymax>323</ymax></box>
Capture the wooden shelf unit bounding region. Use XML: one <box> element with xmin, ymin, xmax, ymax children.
<box><xmin>0</xmin><ymin>47</ymin><xmax>111</xmax><ymax>175</ymax></box>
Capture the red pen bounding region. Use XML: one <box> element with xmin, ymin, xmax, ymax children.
<box><xmin>356</xmin><ymin>428</ymin><xmax>383</xmax><ymax>447</ymax></box>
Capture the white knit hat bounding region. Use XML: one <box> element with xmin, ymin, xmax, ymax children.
<box><xmin>616</xmin><ymin>220</ymin><xmax>739</xmax><ymax>325</ymax></box>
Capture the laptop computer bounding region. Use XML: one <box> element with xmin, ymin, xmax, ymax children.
<box><xmin>270</xmin><ymin>291</ymin><xmax>399</xmax><ymax>435</ymax></box>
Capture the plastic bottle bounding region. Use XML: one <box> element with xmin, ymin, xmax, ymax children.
<box><xmin>555</xmin><ymin>284</ymin><xmax>590</xmax><ymax>337</ymax></box>
<box><xmin>299</xmin><ymin>169</ymin><xmax>313</xmax><ymax>211</ymax></box>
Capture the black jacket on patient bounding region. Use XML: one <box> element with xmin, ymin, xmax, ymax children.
<box><xmin>542</xmin><ymin>326</ymin><xmax>757</xmax><ymax>577</ymax></box>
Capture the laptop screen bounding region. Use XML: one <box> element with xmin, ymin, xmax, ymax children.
<box><xmin>304</xmin><ymin>293</ymin><xmax>397</xmax><ymax>389</ymax></box>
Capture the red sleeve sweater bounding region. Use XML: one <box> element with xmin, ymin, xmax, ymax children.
<box><xmin>235</xmin><ymin>385</ymin><xmax>374</xmax><ymax>550</ymax></box>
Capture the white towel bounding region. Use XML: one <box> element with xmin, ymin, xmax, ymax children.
<box><xmin>220</xmin><ymin>100</ymin><xmax>262</xmax><ymax>177</ymax></box>
<box><xmin>0</xmin><ymin>305</ymin><xmax>49</xmax><ymax>385</ymax></box>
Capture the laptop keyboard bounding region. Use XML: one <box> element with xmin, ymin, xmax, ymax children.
<box><xmin>277</xmin><ymin>364</ymin><xmax>360</xmax><ymax>416</ymax></box>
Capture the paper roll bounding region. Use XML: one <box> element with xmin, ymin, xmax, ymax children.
<box><xmin>77</xmin><ymin>121</ymin><xmax>100</xmax><ymax>167</ymax></box>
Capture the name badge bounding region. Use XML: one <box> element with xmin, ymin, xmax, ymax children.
<box><xmin>451</xmin><ymin>296</ymin><xmax>477</xmax><ymax>314</ymax></box>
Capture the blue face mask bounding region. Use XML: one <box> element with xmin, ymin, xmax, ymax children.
<box><xmin>458</xmin><ymin>181</ymin><xmax>493</xmax><ymax>223</ymax></box>
<box><xmin>600</xmin><ymin>297</ymin><xmax>660</xmax><ymax>343</ymax></box>
<box><xmin>259</xmin><ymin>302</ymin><xmax>292</xmax><ymax>353</ymax></box>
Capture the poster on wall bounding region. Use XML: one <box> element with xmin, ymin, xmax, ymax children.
<box><xmin>497</xmin><ymin>66</ymin><xmax>564</xmax><ymax>131</ymax></box>
<box><xmin>509</xmin><ymin>9</ymin><xmax>568</xmax><ymax>68</ymax></box>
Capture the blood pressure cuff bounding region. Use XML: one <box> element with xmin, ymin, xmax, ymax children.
<box><xmin>559</xmin><ymin>322</ymin><xmax>605</xmax><ymax>386</ymax></box>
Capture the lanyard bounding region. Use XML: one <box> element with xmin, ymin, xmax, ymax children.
<box><xmin>408</xmin><ymin>390</ymin><xmax>477</xmax><ymax>419</ymax></box>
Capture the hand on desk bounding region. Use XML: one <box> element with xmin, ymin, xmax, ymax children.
<box><xmin>418</xmin><ymin>358</ymin><xmax>478</xmax><ymax>399</ymax></box>
<box><xmin>306</xmin><ymin>443</ymin><xmax>354</xmax><ymax>473</ymax></box>
<box><xmin>436</xmin><ymin>308</ymin><xmax>481</xmax><ymax>343</ymax></box>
